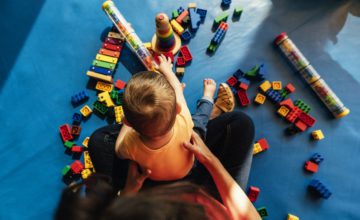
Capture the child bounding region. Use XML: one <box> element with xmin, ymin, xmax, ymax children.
<box><xmin>115</xmin><ymin>55</ymin><xmax>234</xmax><ymax>181</ymax></box>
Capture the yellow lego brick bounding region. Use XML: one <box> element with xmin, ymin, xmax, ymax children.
<box><xmin>188</xmin><ymin>3</ymin><xmax>197</xmax><ymax>8</ymax></box>
<box><xmin>82</xmin><ymin>137</ymin><xmax>90</xmax><ymax>148</ymax></box>
<box><xmin>108</xmin><ymin>31</ymin><xmax>124</xmax><ymax>40</ymax></box>
<box><xmin>170</xmin><ymin>19</ymin><xmax>184</xmax><ymax>35</ymax></box>
<box><xmin>98</xmin><ymin>91</ymin><xmax>115</xmax><ymax>107</ymax></box>
<box><xmin>254</xmin><ymin>93</ymin><xmax>266</xmax><ymax>104</ymax></box>
<box><xmin>80</xmin><ymin>105</ymin><xmax>92</xmax><ymax>117</ymax></box>
<box><xmin>143</xmin><ymin>42</ymin><xmax>152</xmax><ymax>49</ymax></box>
<box><xmin>259</xmin><ymin>80</ymin><xmax>271</xmax><ymax>93</ymax></box>
<box><xmin>311</xmin><ymin>130</ymin><xmax>324</xmax><ymax>140</ymax></box>
<box><xmin>253</xmin><ymin>143</ymin><xmax>263</xmax><ymax>155</ymax></box>
<box><xmin>86</xmin><ymin>71</ymin><xmax>113</xmax><ymax>83</ymax></box>
<box><xmin>114</xmin><ymin>106</ymin><xmax>124</xmax><ymax>124</ymax></box>
<box><xmin>96</xmin><ymin>54</ymin><xmax>118</xmax><ymax>64</ymax></box>
<box><xmin>287</xmin><ymin>214</ymin><xmax>299</xmax><ymax>220</ymax></box>
<box><xmin>84</xmin><ymin>151</ymin><xmax>94</xmax><ymax>169</ymax></box>
<box><xmin>95</xmin><ymin>81</ymin><xmax>114</xmax><ymax>92</ymax></box>
<box><xmin>272</xmin><ymin>81</ymin><xmax>282</xmax><ymax>90</ymax></box>
<box><xmin>277</xmin><ymin>106</ymin><xmax>290</xmax><ymax>117</ymax></box>
<box><xmin>81</xmin><ymin>169</ymin><xmax>92</xmax><ymax>179</ymax></box>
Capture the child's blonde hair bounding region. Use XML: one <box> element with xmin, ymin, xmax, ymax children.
<box><xmin>123</xmin><ymin>71</ymin><xmax>177</xmax><ymax>137</ymax></box>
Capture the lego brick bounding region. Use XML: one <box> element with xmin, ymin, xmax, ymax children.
<box><xmin>114</xmin><ymin>106</ymin><xmax>124</xmax><ymax>124</ymax></box>
<box><xmin>89</xmin><ymin>66</ymin><xmax>114</xmax><ymax>76</ymax></box>
<box><xmin>279</xmin><ymin>98</ymin><xmax>295</xmax><ymax>110</ymax></box>
<box><xmin>180</xmin><ymin>46</ymin><xmax>192</xmax><ymax>62</ymax></box>
<box><xmin>233</xmin><ymin>69</ymin><xmax>245</xmax><ymax>79</ymax></box>
<box><xmin>96</xmin><ymin>54</ymin><xmax>118</xmax><ymax>64</ymax></box>
<box><xmin>259</xmin><ymin>80</ymin><xmax>271</xmax><ymax>93</ymax></box>
<box><xmin>177</xmin><ymin>6</ymin><xmax>184</xmax><ymax>14</ymax></box>
<box><xmin>272</xmin><ymin>81</ymin><xmax>282</xmax><ymax>90</ymax></box>
<box><xmin>82</xmin><ymin>137</ymin><xmax>90</xmax><ymax>148</ymax></box>
<box><xmin>207</xmin><ymin>42</ymin><xmax>218</xmax><ymax>53</ymax></box>
<box><xmin>84</xmin><ymin>151</ymin><xmax>94</xmax><ymax>169</ymax></box>
<box><xmin>103</xmin><ymin>42</ymin><xmax>122</xmax><ymax>52</ymax></box>
<box><xmin>196</xmin><ymin>8</ymin><xmax>207</xmax><ymax>22</ymax></box>
<box><xmin>105</xmin><ymin>37</ymin><xmax>123</xmax><ymax>45</ymax></box>
<box><xmin>226</xmin><ymin>76</ymin><xmax>238</xmax><ymax>87</ymax></box>
<box><xmin>287</xmin><ymin>214</ymin><xmax>299</xmax><ymax>220</ymax></box>
<box><xmin>162</xmin><ymin>52</ymin><xmax>175</xmax><ymax>63</ymax></box>
<box><xmin>176</xmin><ymin>56</ymin><xmax>186</xmax><ymax>67</ymax></box>
<box><xmin>253</xmin><ymin>143</ymin><xmax>263</xmax><ymax>155</ymax></box>
<box><xmin>71</xmin><ymin>125</ymin><xmax>81</xmax><ymax>136</ymax></box>
<box><xmin>254</xmin><ymin>93</ymin><xmax>266</xmax><ymax>105</ymax></box>
<box><xmin>170</xmin><ymin>19</ymin><xmax>184</xmax><ymax>35</ymax></box>
<box><xmin>294</xmin><ymin>99</ymin><xmax>311</xmax><ymax>113</ymax></box>
<box><xmin>221</xmin><ymin>0</ymin><xmax>232</xmax><ymax>7</ymax></box>
<box><xmin>115</xmin><ymin>80</ymin><xmax>126</xmax><ymax>90</ymax></box>
<box><xmin>294</xmin><ymin>120</ymin><xmax>308</xmax><ymax>132</ymax></box>
<box><xmin>188</xmin><ymin>2</ymin><xmax>197</xmax><ymax>8</ymax></box>
<box><xmin>257</xmin><ymin>207</ymin><xmax>268</xmax><ymax>218</ymax></box>
<box><xmin>211</xmin><ymin>22</ymin><xmax>228</xmax><ymax>45</ymax></box>
<box><xmin>95</xmin><ymin>81</ymin><xmax>113</xmax><ymax>92</ymax></box>
<box><xmin>285</xmin><ymin>83</ymin><xmax>296</xmax><ymax>93</ymax></box>
<box><xmin>285</xmin><ymin>107</ymin><xmax>302</xmax><ymax>123</ymax></box>
<box><xmin>71</xmin><ymin>91</ymin><xmax>89</xmax><ymax>105</ymax></box>
<box><xmin>308</xmin><ymin>179</ymin><xmax>332</xmax><ymax>199</ymax></box>
<box><xmin>189</xmin><ymin>8</ymin><xmax>201</xmax><ymax>31</ymax></box>
<box><xmin>265</xmin><ymin>88</ymin><xmax>283</xmax><ymax>103</ymax></box>
<box><xmin>233</xmin><ymin>7</ymin><xmax>243</xmax><ymax>18</ymax></box>
<box><xmin>61</xmin><ymin>165</ymin><xmax>71</xmax><ymax>176</ymax></box>
<box><xmin>298</xmin><ymin>112</ymin><xmax>316</xmax><ymax>127</ymax></box>
<box><xmin>59</xmin><ymin>124</ymin><xmax>73</xmax><ymax>142</ymax></box>
<box><xmin>256</xmin><ymin>64</ymin><xmax>266</xmax><ymax>81</ymax></box>
<box><xmin>176</xmin><ymin>67</ymin><xmax>185</xmax><ymax>77</ymax></box>
<box><xmin>81</xmin><ymin>169</ymin><xmax>92</xmax><ymax>179</ymax></box>
<box><xmin>172</xmin><ymin>10</ymin><xmax>179</xmax><ymax>19</ymax></box>
<box><xmin>247</xmin><ymin>186</ymin><xmax>260</xmax><ymax>203</ymax></box>
<box><xmin>92</xmin><ymin>60</ymin><xmax>116</xmax><ymax>70</ymax></box>
<box><xmin>70</xmin><ymin>160</ymin><xmax>84</xmax><ymax>174</ymax></box>
<box><xmin>214</xmin><ymin>12</ymin><xmax>228</xmax><ymax>27</ymax></box>
<box><xmin>277</xmin><ymin>106</ymin><xmax>290</xmax><ymax>117</ymax></box>
<box><xmin>98</xmin><ymin>91</ymin><xmax>115</xmax><ymax>107</ymax></box>
<box><xmin>72</xmin><ymin>113</ymin><xmax>82</xmax><ymax>125</ymax></box>
<box><xmin>71</xmin><ymin>146</ymin><xmax>83</xmax><ymax>154</ymax></box>
<box><xmin>180</xmin><ymin>30</ymin><xmax>192</xmax><ymax>41</ymax></box>
<box><xmin>64</xmin><ymin>141</ymin><xmax>75</xmax><ymax>149</ymax></box>
<box><xmin>93</xmin><ymin>101</ymin><xmax>108</xmax><ymax>115</ymax></box>
<box><xmin>107</xmin><ymin>31</ymin><xmax>124</xmax><ymax>40</ymax></box>
<box><xmin>86</xmin><ymin>70</ymin><xmax>113</xmax><ymax>83</ymax></box>
<box><xmin>310</xmin><ymin>153</ymin><xmax>324</xmax><ymax>164</ymax></box>
<box><xmin>115</xmin><ymin>90</ymin><xmax>124</xmax><ymax>106</ymax></box>
<box><xmin>176</xmin><ymin>10</ymin><xmax>189</xmax><ymax>24</ymax></box>
<box><xmin>237</xmin><ymin>90</ymin><xmax>250</xmax><ymax>106</ymax></box>
<box><xmin>304</xmin><ymin>161</ymin><xmax>318</xmax><ymax>173</ymax></box>
<box><xmin>257</xmin><ymin>138</ymin><xmax>269</xmax><ymax>150</ymax></box>
<box><xmin>80</xmin><ymin>105</ymin><xmax>92</xmax><ymax>118</ymax></box>
<box><xmin>244</xmin><ymin>65</ymin><xmax>259</xmax><ymax>79</ymax></box>
<box><xmin>311</xmin><ymin>130</ymin><xmax>324</xmax><ymax>140</ymax></box>
<box><xmin>238</xmin><ymin>78</ymin><xmax>250</xmax><ymax>90</ymax></box>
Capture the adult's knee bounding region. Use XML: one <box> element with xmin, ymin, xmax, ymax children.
<box><xmin>228</xmin><ymin>111</ymin><xmax>255</xmax><ymax>149</ymax></box>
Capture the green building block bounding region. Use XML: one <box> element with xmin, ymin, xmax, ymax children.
<box><xmin>62</xmin><ymin>165</ymin><xmax>71</xmax><ymax>176</ymax></box>
<box><xmin>110</xmin><ymin>90</ymin><xmax>118</xmax><ymax>100</ymax></box>
<box><xmin>233</xmin><ymin>7</ymin><xmax>243</xmax><ymax>17</ymax></box>
<box><xmin>172</xmin><ymin>10</ymin><xmax>179</xmax><ymax>19</ymax></box>
<box><xmin>214</xmin><ymin>12</ymin><xmax>228</xmax><ymax>27</ymax></box>
<box><xmin>64</xmin><ymin>141</ymin><xmax>75</xmax><ymax>149</ymax></box>
<box><xmin>92</xmin><ymin>60</ymin><xmax>115</xmax><ymax>70</ymax></box>
<box><xmin>257</xmin><ymin>207</ymin><xmax>268</xmax><ymax>218</ymax></box>
<box><xmin>294</xmin><ymin>99</ymin><xmax>311</xmax><ymax>113</ymax></box>
<box><xmin>245</xmin><ymin>65</ymin><xmax>260</xmax><ymax>78</ymax></box>
<box><xmin>207</xmin><ymin>42</ymin><xmax>218</xmax><ymax>53</ymax></box>
<box><xmin>93</xmin><ymin>101</ymin><xmax>109</xmax><ymax>115</ymax></box>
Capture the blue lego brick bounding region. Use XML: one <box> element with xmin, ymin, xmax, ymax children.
<box><xmin>212</xmin><ymin>29</ymin><xmax>226</xmax><ymax>44</ymax></box>
<box><xmin>72</xmin><ymin>113</ymin><xmax>82</xmax><ymax>124</ymax></box>
<box><xmin>230</xmin><ymin>86</ymin><xmax>237</xmax><ymax>95</ymax></box>
<box><xmin>257</xmin><ymin>64</ymin><xmax>267</xmax><ymax>80</ymax></box>
<box><xmin>221</xmin><ymin>0</ymin><xmax>232</xmax><ymax>7</ymax></box>
<box><xmin>181</xmin><ymin>30</ymin><xmax>192</xmax><ymax>41</ymax></box>
<box><xmin>238</xmin><ymin>77</ymin><xmax>250</xmax><ymax>86</ymax></box>
<box><xmin>265</xmin><ymin>88</ymin><xmax>283</xmax><ymax>103</ymax></box>
<box><xmin>189</xmin><ymin>8</ymin><xmax>201</xmax><ymax>32</ymax></box>
<box><xmin>310</xmin><ymin>153</ymin><xmax>324</xmax><ymax>164</ymax></box>
<box><xmin>196</xmin><ymin>8</ymin><xmax>207</xmax><ymax>22</ymax></box>
<box><xmin>177</xmin><ymin>6</ymin><xmax>184</xmax><ymax>14</ymax></box>
<box><xmin>233</xmin><ymin>69</ymin><xmax>245</xmax><ymax>79</ymax></box>
<box><xmin>89</xmin><ymin>66</ymin><xmax>114</xmax><ymax>75</ymax></box>
<box><xmin>308</xmin><ymin>179</ymin><xmax>332</xmax><ymax>199</ymax></box>
<box><xmin>71</xmin><ymin>91</ymin><xmax>89</xmax><ymax>105</ymax></box>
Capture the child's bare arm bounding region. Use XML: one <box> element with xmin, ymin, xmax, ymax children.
<box><xmin>115</xmin><ymin>124</ymin><xmax>132</xmax><ymax>159</ymax></box>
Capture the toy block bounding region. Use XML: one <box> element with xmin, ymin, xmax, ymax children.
<box><xmin>285</xmin><ymin>107</ymin><xmax>302</xmax><ymax>123</ymax></box>
<box><xmin>226</xmin><ymin>76</ymin><xmax>238</xmax><ymax>87</ymax></box>
<box><xmin>116</xmin><ymin>90</ymin><xmax>124</xmax><ymax>106</ymax></box>
<box><xmin>71</xmin><ymin>125</ymin><xmax>81</xmax><ymax>136</ymax></box>
<box><xmin>182</xmin><ymin>15</ymin><xmax>190</xmax><ymax>25</ymax></box>
<box><xmin>105</xmin><ymin>37</ymin><xmax>123</xmax><ymax>45</ymax></box>
<box><xmin>107</xmin><ymin>31</ymin><xmax>124</xmax><ymax>40</ymax></box>
<box><xmin>310</xmin><ymin>153</ymin><xmax>324</xmax><ymax>164</ymax></box>
<box><xmin>277</xmin><ymin>106</ymin><xmax>290</xmax><ymax>117</ymax></box>
<box><xmin>70</xmin><ymin>160</ymin><xmax>84</xmax><ymax>174</ymax></box>
<box><xmin>80</xmin><ymin>105</ymin><xmax>92</xmax><ymax>118</ymax></box>
<box><xmin>176</xmin><ymin>56</ymin><xmax>186</xmax><ymax>67</ymax></box>
<box><xmin>95</xmin><ymin>81</ymin><xmax>113</xmax><ymax>92</ymax></box>
<box><xmin>304</xmin><ymin>161</ymin><xmax>318</xmax><ymax>173</ymax></box>
<box><xmin>285</xmin><ymin>83</ymin><xmax>296</xmax><ymax>94</ymax></box>
<box><xmin>298</xmin><ymin>112</ymin><xmax>316</xmax><ymax>127</ymax></box>
<box><xmin>62</xmin><ymin>165</ymin><xmax>71</xmax><ymax>176</ymax></box>
<box><xmin>254</xmin><ymin>93</ymin><xmax>266</xmax><ymax>105</ymax></box>
<box><xmin>64</xmin><ymin>141</ymin><xmax>75</xmax><ymax>149</ymax></box>
<box><xmin>59</xmin><ymin>124</ymin><xmax>73</xmax><ymax>142</ymax></box>
<box><xmin>211</xmin><ymin>22</ymin><xmax>228</xmax><ymax>45</ymax></box>
<box><xmin>110</xmin><ymin>89</ymin><xmax>119</xmax><ymax>102</ymax></box>
<box><xmin>311</xmin><ymin>130</ymin><xmax>324</xmax><ymax>140</ymax></box>
<box><xmin>189</xmin><ymin>8</ymin><xmax>201</xmax><ymax>31</ymax></box>
<box><xmin>265</xmin><ymin>88</ymin><xmax>283</xmax><ymax>103</ymax></box>
<box><xmin>245</xmin><ymin>65</ymin><xmax>260</xmax><ymax>79</ymax></box>
<box><xmin>238</xmin><ymin>78</ymin><xmax>250</xmax><ymax>90</ymax></box>
<box><xmin>102</xmin><ymin>43</ymin><xmax>122</xmax><ymax>52</ymax></box>
<box><xmin>207</xmin><ymin>42</ymin><xmax>218</xmax><ymax>53</ymax></box>
<box><xmin>221</xmin><ymin>0</ymin><xmax>232</xmax><ymax>7</ymax></box>
<box><xmin>294</xmin><ymin>120</ymin><xmax>308</xmax><ymax>132</ymax></box>
<box><xmin>181</xmin><ymin>30</ymin><xmax>192</xmax><ymax>41</ymax></box>
<box><xmin>259</xmin><ymin>80</ymin><xmax>271</xmax><ymax>93</ymax></box>
<box><xmin>176</xmin><ymin>67</ymin><xmax>185</xmax><ymax>77</ymax></box>
<box><xmin>114</xmin><ymin>106</ymin><xmax>124</xmax><ymax>124</ymax></box>
<box><xmin>230</xmin><ymin>86</ymin><xmax>237</xmax><ymax>95</ymax></box>
<box><xmin>253</xmin><ymin>143</ymin><xmax>263</xmax><ymax>155</ymax></box>
<box><xmin>196</xmin><ymin>8</ymin><xmax>207</xmax><ymax>22</ymax></box>
<box><xmin>93</xmin><ymin>101</ymin><xmax>108</xmax><ymax>115</ymax></box>
<box><xmin>99</xmin><ymin>48</ymin><xmax>120</xmax><ymax>58</ymax></box>
<box><xmin>257</xmin><ymin>207</ymin><xmax>268</xmax><ymax>218</ymax></box>
<box><xmin>98</xmin><ymin>91</ymin><xmax>115</xmax><ymax>107</ymax></box>
<box><xmin>233</xmin><ymin>7</ymin><xmax>243</xmax><ymax>18</ymax></box>
<box><xmin>72</xmin><ymin>113</ymin><xmax>82</xmax><ymax>125</ymax></box>
<box><xmin>308</xmin><ymin>179</ymin><xmax>332</xmax><ymax>199</ymax></box>
<box><xmin>163</xmin><ymin>52</ymin><xmax>175</xmax><ymax>63</ymax></box>
<box><xmin>257</xmin><ymin>138</ymin><xmax>269</xmax><ymax>150</ymax></box>
<box><xmin>255</xmin><ymin>64</ymin><xmax>266</xmax><ymax>81</ymax></box>
<box><xmin>84</xmin><ymin>151</ymin><xmax>94</xmax><ymax>169</ymax></box>
<box><xmin>237</xmin><ymin>90</ymin><xmax>250</xmax><ymax>106</ymax></box>
<box><xmin>172</xmin><ymin>10</ymin><xmax>179</xmax><ymax>19</ymax></box>
<box><xmin>170</xmin><ymin>19</ymin><xmax>184</xmax><ymax>35</ymax></box>
<box><xmin>115</xmin><ymin>80</ymin><xmax>126</xmax><ymax>90</ymax></box>
<box><xmin>82</xmin><ymin>137</ymin><xmax>90</xmax><ymax>148</ymax></box>
<box><xmin>213</xmin><ymin>12</ymin><xmax>228</xmax><ymax>27</ymax></box>
<box><xmin>96</xmin><ymin>54</ymin><xmax>118</xmax><ymax>64</ymax></box>
<box><xmin>287</xmin><ymin>214</ymin><xmax>299</xmax><ymax>220</ymax></box>
<box><xmin>180</xmin><ymin>46</ymin><xmax>192</xmax><ymax>62</ymax></box>
<box><xmin>92</xmin><ymin>60</ymin><xmax>115</xmax><ymax>70</ymax></box>
<box><xmin>272</xmin><ymin>81</ymin><xmax>282</xmax><ymax>90</ymax></box>
<box><xmin>71</xmin><ymin>146</ymin><xmax>83</xmax><ymax>154</ymax></box>
<box><xmin>294</xmin><ymin>99</ymin><xmax>311</xmax><ymax>113</ymax></box>
<box><xmin>279</xmin><ymin>89</ymin><xmax>289</xmax><ymax>99</ymax></box>
<box><xmin>86</xmin><ymin>71</ymin><xmax>113</xmax><ymax>83</ymax></box>
<box><xmin>247</xmin><ymin>186</ymin><xmax>260</xmax><ymax>202</ymax></box>
<box><xmin>81</xmin><ymin>169</ymin><xmax>92</xmax><ymax>180</ymax></box>
<box><xmin>176</xmin><ymin>10</ymin><xmax>189</xmax><ymax>25</ymax></box>
<box><xmin>188</xmin><ymin>3</ymin><xmax>197</xmax><ymax>8</ymax></box>
<box><xmin>89</xmin><ymin>66</ymin><xmax>114</xmax><ymax>76</ymax></box>
<box><xmin>177</xmin><ymin>6</ymin><xmax>185</xmax><ymax>14</ymax></box>
<box><xmin>233</xmin><ymin>69</ymin><xmax>245</xmax><ymax>79</ymax></box>
<box><xmin>71</xmin><ymin>91</ymin><xmax>89</xmax><ymax>105</ymax></box>
<box><xmin>279</xmin><ymin>98</ymin><xmax>295</xmax><ymax>110</ymax></box>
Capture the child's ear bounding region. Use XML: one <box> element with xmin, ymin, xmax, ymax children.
<box><xmin>123</xmin><ymin>118</ymin><xmax>132</xmax><ymax>127</ymax></box>
<box><xmin>176</xmin><ymin>103</ymin><xmax>182</xmax><ymax>114</ymax></box>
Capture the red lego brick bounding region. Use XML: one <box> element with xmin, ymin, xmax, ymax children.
<box><xmin>257</xmin><ymin>138</ymin><xmax>269</xmax><ymax>150</ymax></box>
<box><xmin>298</xmin><ymin>112</ymin><xmax>316</xmax><ymax>127</ymax></box>
<box><xmin>163</xmin><ymin>52</ymin><xmax>175</xmax><ymax>63</ymax></box>
<box><xmin>285</xmin><ymin>107</ymin><xmax>302</xmax><ymax>123</ymax></box>
<box><xmin>279</xmin><ymin>98</ymin><xmax>295</xmax><ymax>110</ymax></box>
<box><xmin>304</xmin><ymin>161</ymin><xmax>318</xmax><ymax>173</ymax></box>
<box><xmin>176</xmin><ymin>10</ymin><xmax>189</xmax><ymax>24</ymax></box>
<box><xmin>248</xmin><ymin>186</ymin><xmax>260</xmax><ymax>203</ymax></box>
<box><xmin>237</xmin><ymin>90</ymin><xmax>250</xmax><ymax>106</ymax></box>
<box><xmin>115</xmin><ymin>80</ymin><xmax>126</xmax><ymax>90</ymax></box>
<box><xmin>59</xmin><ymin>124</ymin><xmax>74</xmax><ymax>142</ymax></box>
<box><xmin>285</xmin><ymin>83</ymin><xmax>296</xmax><ymax>94</ymax></box>
<box><xmin>226</xmin><ymin>76</ymin><xmax>238</xmax><ymax>87</ymax></box>
<box><xmin>71</xmin><ymin>146</ymin><xmax>83</xmax><ymax>154</ymax></box>
<box><xmin>179</xmin><ymin>45</ymin><xmax>192</xmax><ymax>62</ymax></box>
<box><xmin>70</xmin><ymin>160</ymin><xmax>84</xmax><ymax>174</ymax></box>
<box><xmin>176</xmin><ymin>56</ymin><xmax>186</xmax><ymax>66</ymax></box>
<box><xmin>239</xmin><ymin>82</ymin><xmax>249</xmax><ymax>91</ymax></box>
<box><xmin>294</xmin><ymin>119</ymin><xmax>308</xmax><ymax>132</ymax></box>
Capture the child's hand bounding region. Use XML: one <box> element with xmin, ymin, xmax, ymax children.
<box><xmin>157</xmin><ymin>54</ymin><xmax>173</xmax><ymax>75</ymax></box>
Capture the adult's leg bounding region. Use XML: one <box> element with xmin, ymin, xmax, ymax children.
<box><xmin>88</xmin><ymin>124</ymin><xmax>129</xmax><ymax>191</ymax></box>
<box><xmin>192</xmin><ymin>98</ymin><xmax>213</xmax><ymax>140</ymax></box>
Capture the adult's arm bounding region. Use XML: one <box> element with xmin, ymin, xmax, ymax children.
<box><xmin>183</xmin><ymin>132</ymin><xmax>261</xmax><ymax>220</ymax></box>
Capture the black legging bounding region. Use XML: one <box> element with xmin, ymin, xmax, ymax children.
<box><xmin>88</xmin><ymin>111</ymin><xmax>255</xmax><ymax>196</ymax></box>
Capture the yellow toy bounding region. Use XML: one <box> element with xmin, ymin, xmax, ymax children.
<box><xmin>80</xmin><ymin>105</ymin><xmax>92</xmax><ymax>117</ymax></box>
<box><xmin>98</xmin><ymin>91</ymin><xmax>115</xmax><ymax>107</ymax></box>
<box><xmin>95</xmin><ymin>81</ymin><xmax>113</xmax><ymax>92</ymax></box>
<box><xmin>272</xmin><ymin>81</ymin><xmax>282</xmax><ymax>90</ymax></box>
<box><xmin>287</xmin><ymin>214</ymin><xmax>299</xmax><ymax>220</ymax></box>
<box><xmin>259</xmin><ymin>80</ymin><xmax>271</xmax><ymax>93</ymax></box>
<box><xmin>86</xmin><ymin>71</ymin><xmax>113</xmax><ymax>83</ymax></box>
<box><xmin>253</xmin><ymin>143</ymin><xmax>263</xmax><ymax>155</ymax></box>
<box><xmin>114</xmin><ymin>106</ymin><xmax>124</xmax><ymax>124</ymax></box>
<box><xmin>82</xmin><ymin>137</ymin><xmax>90</xmax><ymax>148</ymax></box>
<box><xmin>254</xmin><ymin>93</ymin><xmax>266</xmax><ymax>104</ymax></box>
<box><xmin>277</xmin><ymin>106</ymin><xmax>290</xmax><ymax>117</ymax></box>
<box><xmin>81</xmin><ymin>169</ymin><xmax>92</xmax><ymax>179</ymax></box>
<box><xmin>311</xmin><ymin>130</ymin><xmax>324</xmax><ymax>140</ymax></box>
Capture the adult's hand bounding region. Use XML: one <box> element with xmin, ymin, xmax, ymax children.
<box><xmin>183</xmin><ymin>131</ymin><xmax>216</xmax><ymax>165</ymax></box>
<box><xmin>122</xmin><ymin>161</ymin><xmax>151</xmax><ymax>196</ymax></box>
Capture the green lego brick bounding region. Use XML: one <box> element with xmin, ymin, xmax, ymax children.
<box><xmin>245</xmin><ymin>65</ymin><xmax>260</xmax><ymax>78</ymax></box>
<box><xmin>110</xmin><ymin>90</ymin><xmax>118</xmax><ymax>100</ymax></box>
<box><xmin>62</xmin><ymin>165</ymin><xmax>71</xmax><ymax>176</ymax></box>
<box><xmin>115</xmin><ymin>95</ymin><xmax>123</xmax><ymax>106</ymax></box>
<box><xmin>207</xmin><ymin>43</ymin><xmax>218</xmax><ymax>53</ymax></box>
<box><xmin>257</xmin><ymin>207</ymin><xmax>268</xmax><ymax>218</ymax></box>
<box><xmin>172</xmin><ymin>10</ymin><xmax>179</xmax><ymax>19</ymax></box>
<box><xmin>233</xmin><ymin>7</ymin><xmax>243</xmax><ymax>17</ymax></box>
<box><xmin>93</xmin><ymin>101</ymin><xmax>109</xmax><ymax>115</ymax></box>
<box><xmin>214</xmin><ymin>12</ymin><xmax>228</xmax><ymax>26</ymax></box>
<box><xmin>92</xmin><ymin>60</ymin><xmax>115</xmax><ymax>70</ymax></box>
<box><xmin>64</xmin><ymin>141</ymin><xmax>75</xmax><ymax>149</ymax></box>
